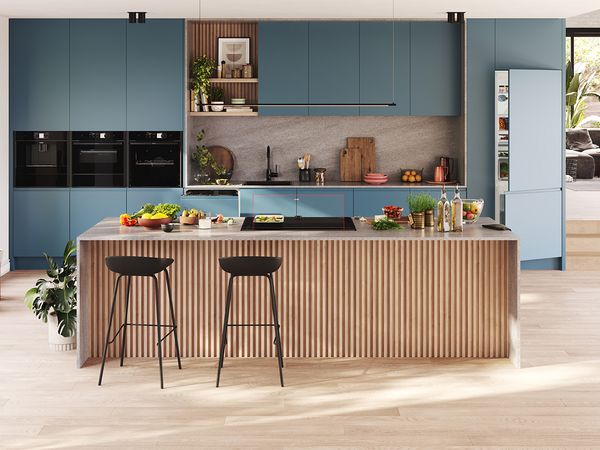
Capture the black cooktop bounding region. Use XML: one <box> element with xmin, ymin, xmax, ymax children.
<box><xmin>241</xmin><ymin>216</ymin><xmax>356</xmax><ymax>231</ymax></box>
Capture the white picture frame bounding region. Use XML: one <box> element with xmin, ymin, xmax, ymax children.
<box><xmin>218</xmin><ymin>37</ymin><xmax>250</xmax><ymax>76</ymax></box>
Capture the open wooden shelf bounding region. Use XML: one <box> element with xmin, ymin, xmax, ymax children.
<box><xmin>210</xmin><ymin>78</ymin><xmax>258</xmax><ymax>84</ymax></box>
<box><xmin>189</xmin><ymin>111</ymin><xmax>258</xmax><ymax>117</ymax></box>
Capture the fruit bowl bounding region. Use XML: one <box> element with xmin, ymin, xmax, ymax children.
<box><xmin>179</xmin><ymin>215</ymin><xmax>199</xmax><ymax>225</ymax></box>
<box><xmin>138</xmin><ymin>217</ymin><xmax>173</xmax><ymax>228</ymax></box>
<box><xmin>462</xmin><ymin>199</ymin><xmax>484</xmax><ymax>224</ymax></box>
<box><xmin>400</xmin><ymin>169</ymin><xmax>423</xmax><ymax>183</ymax></box>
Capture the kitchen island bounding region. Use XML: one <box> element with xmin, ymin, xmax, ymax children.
<box><xmin>77</xmin><ymin>218</ymin><xmax>520</xmax><ymax>368</ymax></box>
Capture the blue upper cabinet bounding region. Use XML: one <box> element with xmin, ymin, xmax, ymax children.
<box><xmin>9</xmin><ymin>20</ymin><xmax>70</xmax><ymax>131</ymax></box>
<box><xmin>70</xmin><ymin>20</ymin><xmax>127</xmax><ymax>131</ymax></box>
<box><xmin>126</xmin><ymin>20</ymin><xmax>184</xmax><ymax>131</ymax></box>
<box><xmin>309</xmin><ymin>22</ymin><xmax>360</xmax><ymax>116</ymax></box>
<box><xmin>258</xmin><ymin>22</ymin><xmax>309</xmax><ymax>116</ymax></box>
<box><xmin>410</xmin><ymin>22</ymin><xmax>461</xmax><ymax>116</ymax></box>
<box><xmin>359</xmin><ymin>22</ymin><xmax>410</xmax><ymax>116</ymax></box>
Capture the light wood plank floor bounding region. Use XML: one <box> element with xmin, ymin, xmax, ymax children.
<box><xmin>1</xmin><ymin>270</ymin><xmax>600</xmax><ymax>449</ymax></box>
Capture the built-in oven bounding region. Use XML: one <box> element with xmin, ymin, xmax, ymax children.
<box><xmin>71</xmin><ymin>131</ymin><xmax>125</xmax><ymax>187</ymax></box>
<box><xmin>128</xmin><ymin>131</ymin><xmax>182</xmax><ymax>187</ymax></box>
<box><xmin>14</xmin><ymin>131</ymin><xmax>69</xmax><ymax>187</ymax></box>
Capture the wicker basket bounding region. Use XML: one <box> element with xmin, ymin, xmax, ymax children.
<box><xmin>566</xmin><ymin>158</ymin><xmax>578</xmax><ymax>181</ymax></box>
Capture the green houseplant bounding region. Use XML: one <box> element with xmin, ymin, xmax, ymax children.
<box><xmin>25</xmin><ymin>240</ymin><xmax>77</xmax><ymax>350</ymax></box>
<box><xmin>191</xmin><ymin>55</ymin><xmax>217</xmax><ymax>112</ymax></box>
<box><xmin>407</xmin><ymin>193</ymin><xmax>436</xmax><ymax>229</ymax></box>
<box><xmin>191</xmin><ymin>130</ymin><xmax>227</xmax><ymax>184</ymax></box>
<box><xmin>209</xmin><ymin>85</ymin><xmax>225</xmax><ymax>112</ymax></box>
<box><xmin>566</xmin><ymin>60</ymin><xmax>600</xmax><ymax>128</ymax></box>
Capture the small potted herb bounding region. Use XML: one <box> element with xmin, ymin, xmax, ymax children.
<box><xmin>407</xmin><ymin>193</ymin><xmax>436</xmax><ymax>229</ymax></box>
<box><xmin>191</xmin><ymin>55</ymin><xmax>216</xmax><ymax>112</ymax></box>
<box><xmin>209</xmin><ymin>86</ymin><xmax>225</xmax><ymax>112</ymax></box>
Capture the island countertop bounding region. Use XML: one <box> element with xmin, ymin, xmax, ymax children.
<box><xmin>79</xmin><ymin>217</ymin><xmax>519</xmax><ymax>242</ymax></box>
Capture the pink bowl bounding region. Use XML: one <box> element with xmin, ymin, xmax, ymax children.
<box><xmin>365</xmin><ymin>173</ymin><xmax>386</xmax><ymax>177</ymax></box>
<box><xmin>363</xmin><ymin>178</ymin><xmax>388</xmax><ymax>185</ymax></box>
<box><xmin>364</xmin><ymin>176</ymin><xmax>388</xmax><ymax>181</ymax></box>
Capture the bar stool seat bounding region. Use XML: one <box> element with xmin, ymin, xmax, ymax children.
<box><xmin>98</xmin><ymin>255</ymin><xmax>182</xmax><ymax>389</ymax></box>
<box><xmin>216</xmin><ymin>256</ymin><xmax>284</xmax><ymax>387</ymax></box>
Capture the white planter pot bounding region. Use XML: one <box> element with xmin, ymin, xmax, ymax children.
<box><xmin>210</xmin><ymin>101</ymin><xmax>224</xmax><ymax>112</ymax></box>
<box><xmin>48</xmin><ymin>314</ymin><xmax>76</xmax><ymax>352</ymax></box>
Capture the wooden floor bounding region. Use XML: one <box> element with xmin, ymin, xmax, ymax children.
<box><xmin>1</xmin><ymin>270</ymin><xmax>600</xmax><ymax>449</ymax></box>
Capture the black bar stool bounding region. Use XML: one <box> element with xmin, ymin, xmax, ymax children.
<box><xmin>98</xmin><ymin>256</ymin><xmax>182</xmax><ymax>389</ymax></box>
<box><xmin>216</xmin><ymin>256</ymin><xmax>284</xmax><ymax>387</ymax></box>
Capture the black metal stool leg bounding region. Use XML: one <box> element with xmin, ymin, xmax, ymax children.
<box><xmin>164</xmin><ymin>270</ymin><xmax>182</xmax><ymax>370</ymax></box>
<box><xmin>152</xmin><ymin>275</ymin><xmax>164</xmax><ymax>389</ymax></box>
<box><xmin>119</xmin><ymin>276</ymin><xmax>131</xmax><ymax>367</ymax></box>
<box><xmin>268</xmin><ymin>274</ymin><xmax>285</xmax><ymax>387</ymax></box>
<box><xmin>216</xmin><ymin>275</ymin><xmax>234</xmax><ymax>387</ymax></box>
<box><xmin>99</xmin><ymin>275</ymin><xmax>122</xmax><ymax>386</ymax></box>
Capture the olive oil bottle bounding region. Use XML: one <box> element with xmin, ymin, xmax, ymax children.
<box><xmin>451</xmin><ymin>185</ymin><xmax>463</xmax><ymax>232</ymax></box>
<box><xmin>437</xmin><ymin>186</ymin><xmax>451</xmax><ymax>232</ymax></box>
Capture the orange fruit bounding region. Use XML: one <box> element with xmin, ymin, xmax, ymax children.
<box><xmin>415</xmin><ymin>174</ymin><xmax>422</xmax><ymax>182</ymax></box>
<box><xmin>402</xmin><ymin>175</ymin><xmax>409</xmax><ymax>182</ymax></box>
<box><xmin>408</xmin><ymin>175</ymin><xmax>416</xmax><ymax>183</ymax></box>
<box><xmin>410</xmin><ymin>170</ymin><xmax>416</xmax><ymax>176</ymax></box>
<box><xmin>404</xmin><ymin>171</ymin><xmax>411</xmax><ymax>176</ymax></box>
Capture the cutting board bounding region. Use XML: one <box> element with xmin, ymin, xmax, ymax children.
<box><xmin>340</xmin><ymin>137</ymin><xmax>376</xmax><ymax>181</ymax></box>
<box><xmin>208</xmin><ymin>145</ymin><xmax>235</xmax><ymax>179</ymax></box>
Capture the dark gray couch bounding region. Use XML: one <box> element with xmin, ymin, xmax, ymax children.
<box><xmin>566</xmin><ymin>128</ymin><xmax>600</xmax><ymax>179</ymax></box>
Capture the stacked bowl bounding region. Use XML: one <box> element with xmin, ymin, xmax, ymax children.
<box><xmin>363</xmin><ymin>173</ymin><xmax>388</xmax><ymax>185</ymax></box>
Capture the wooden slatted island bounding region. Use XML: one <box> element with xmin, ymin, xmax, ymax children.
<box><xmin>76</xmin><ymin>217</ymin><xmax>520</xmax><ymax>368</ymax></box>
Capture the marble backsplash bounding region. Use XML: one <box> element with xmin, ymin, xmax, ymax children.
<box><xmin>187</xmin><ymin>116</ymin><xmax>462</xmax><ymax>184</ymax></box>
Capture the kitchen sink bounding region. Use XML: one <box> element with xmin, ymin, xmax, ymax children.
<box><xmin>243</xmin><ymin>180</ymin><xmax>293</xmax><ymax>186</ymax></box>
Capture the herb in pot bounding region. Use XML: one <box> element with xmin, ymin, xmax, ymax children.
<box><xmin>407</xmin><ymin>193</ymin><xmax>436</xmax><ymax>213</ymax></box>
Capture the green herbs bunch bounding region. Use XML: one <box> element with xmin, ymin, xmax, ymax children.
<box><xmin>371</xmin><ymin>217</ymin><xmax>403</xmax><ymax>231</ymax></box>
<box><xmin>407</xmin><ymin>193</ymin><xmax>436</xmax><ymax>213</ymax></box>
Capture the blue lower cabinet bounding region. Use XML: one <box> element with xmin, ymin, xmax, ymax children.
<box><xmin>13</xmin><ymin>189</ymin><xmax>70</xmax><ymax>257</ymax></box>
<box><xmin>180</xmin><ymin>195</ymin><xmax>239</xmax><ymax>217</ymax></box>
<box><xmin>70</xmin><ymin>189</ymin><xmax>127</xmax><ymax>239</ymax></box>
<box><xmin>354</xmin><ymin>189</ymin><xmax>410</xmax><ymax>216</ymax></box>
<box><xmin>297</xmin><ymin>189</ymin><xmax>353</xmax><ymax>217</ymax></box>
<box><xmin>126</xmin><ymin>188</ymin><xmax>183</xmax><ymax>213</ymax></box>
<box><xmin>240</xmin><ymin>189</ymin><xmax>297</xmax><ymax>217</ymax></box>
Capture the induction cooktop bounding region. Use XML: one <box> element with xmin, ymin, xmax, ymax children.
<box><xmin>241</xmin><ymin>216</ymin><xmax>357</xmax><ymax>231</ymax></box>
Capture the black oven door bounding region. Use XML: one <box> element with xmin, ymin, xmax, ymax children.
<box><xmin>14</xmin><ymin>134</ymin><xmax>68</xmax><ymax>187</ymax></box>
<box><xmin>129</xmin><ymin>143</ymin><xmax>181</xmax><ymax>187</ymax></box>
<box><xmin>72</xmin><ymin>142</ymin><xmax>125</xmax><ymax>187</ymax></box>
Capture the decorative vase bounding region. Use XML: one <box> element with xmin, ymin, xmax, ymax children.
<box><xmin>210</xmin><ymin>101</ymin><xmax>224</xmax><ymax>112</ymax></box>
<box><xmin>201</xmin><ymin>91</ymin><xmax>209</xmax><ymax>112</ymax></box>
<box><xmin>48</xmin><ymin>314</ymin><xmax>76</xmax><ymax>351</ymax></box>
<box><xmin>424</xmin><ymin>209</ymin><xmax>434</xmax><ymax>227</ymax></box>
<box><xmin>409</xmin><ymin>212</ymin><xmax>425</xmax><ymax>229</ymax></box>
<box><xmin>190</xmin><ymin>90</ymin><xmax>200</xmax><ymax>112</ymax></box>
<box><xmin>194</xmin><ymin>170</ymin><xmax>211</xmax><ymax>185</ymax></box>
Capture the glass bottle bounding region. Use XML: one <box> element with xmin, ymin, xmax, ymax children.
<box><xmin>451</xmin><ymin>185</ymin><xmax>463</xmax><ymax>232</ymax></box>
<box><xmin>437</xmin><ymin>186</ymin><xmax>451</xmax><ymax>232</ymax></box>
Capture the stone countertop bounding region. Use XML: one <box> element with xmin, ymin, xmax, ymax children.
<box><xmin>184</xmin><ymin>181</ymin><xmax>466</xmax><ymax>191</ymax></box>
<box><xmin>78</xmin><ymin>217</ymin><xmax>518</xmax><ymax>242</ymax></box>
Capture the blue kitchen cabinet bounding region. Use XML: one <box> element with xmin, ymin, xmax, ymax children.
<box><xmin>70</xmin><ymin>20</ymin><xmax>127</xmax><ymax>130</ymax></box>
<box><xmin>297</xmin><ymin>189</ymin><xmax>353</xmax><ymax>217</ymax></box>
<box><xmin>70</xmin><ymin>189</ymin><xmax>127</xmax><ymax>240</ymax></box>
<box><xmin>410</xmin><ymin>22</ymin><xmax>461</xmax><ymax>116</ymax></box>
<box><xmin>309</xmin><ymin>22</ymin><xmax>360</xmax><ymax>116</ymax></box>
<box><xmin>258</xmin><ymin>22</ymin><xmax>309</xmax><ymax>116</ymax></box>
<box><xmin>13</xmin><ymin>189</ymin><xmax>70</xmax><ymax>257</ymax></box>
<box><xmin>126</xmin><ymin>20</ymin><xmax>184</xmax><ymax>131</ymax></box>
<box><xmin>9</xmin><ymin>20</ymin><xmax>70</xmax><ymax>131</ymax></box>
<box><xmin>359</xmin><ymin>22</ymin><xmax>410</xmax><ymax>116</ymax></box>
<box><xmin>353</xmin><ymin>189</ymin><xmax>410</xmax><ymax>216</ymax></box>
<box><xmin>239</xmin><ymin>189</ymin><xmax>297</xmax><ymax>217</ymax></box>
<box><xmin>126</xmin><ymin>188</ymin><xmax>183</xmax><ymax>213</ymax></box>
<box><xmin>180</xmin><ymin>195</ymin><xmax>239</xmax><ymax>217</ymax></box>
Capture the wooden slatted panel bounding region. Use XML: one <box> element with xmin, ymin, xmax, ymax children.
<box><xmin>85</xmin><ymin>239</ymin><xmax>510</xmax><ymax>359</ymax></box>
<box><xmin>187</xmin><ymin>21</ymin><xmax>258</xmax><ymax>106</ymax></box>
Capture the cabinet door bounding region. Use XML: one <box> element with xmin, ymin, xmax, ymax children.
<box><xmin>180</xmin><ymin>196</ymin><xmax>239</xmax><ymax>217</ymax></box>
<box><xmin>354</xmin><ymin>189</ymin><xmax>410</xmax><ymax>216</ymax></box>
<box><xmin>70</xmin><ymin>189</ymin><xmax>127</xmax><ymax>239</ymax></box>
<box><xmin>505</xmin><ymin>190</ymin><xmax>562</xmax><ymax>260</ymax></box>
<box><xmin>70</xmin><ymin>20</ymin><xmax>126</xmax><ymax>130</ymax></box>
<box><xmin>13</xmin><ymin>189</ymin><xmax>70</xmax><ymax>257</ymax></box>
<box><xmin>239</xmin><ymin>189</ymin><xmax>297</xmax><ymax>216</ymax></box>
<box><xmin>126</xmin><ymin>188</ymin><xmax>183</xmax><ymax>213</ymax></box>
<box><xmin>410</xmin><ymin>22</ymin><xmax>461</xmax><ymax>116</ymax></box>
<box><xmin>509</xmin><ymin>69</ymin><xmax>563</xmax><ymax>192</ymax></box>
<box><xmin>309</xmin><ymin>22</ymin><xmax>359</xmax><ymax>116</ymax></box>
<box><xmin>127</xmin><ymin>20</ymin><xmax>184</xmax><ymax>131</ymax></box>
<box><xmin>360</xmin><ymin>22</ymin><xmax>410</xmax><ymax>116</ymax></box>
<box><xmin>297</xmin><ymin>189</ymin><xmax>353</xmax><ymax>217</ymax></box>
<box><xmin>9</xmin><ymin>20</ymin><xmax>70</xmax><ymax>130</ymax></box>
<box><xmin>258</xmin><ymin>22</ymin><xmax>309</xmax><ymax>116</ymax></box>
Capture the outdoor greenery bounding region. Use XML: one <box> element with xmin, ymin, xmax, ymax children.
<box><xmin>566</xmin><ymin>60</ymin><xmax>600</xmax><ymax>128</ymax></box>
<box><xmin>407</xmin><ymin>193</ymin><xmax>436</xmax><ymax>213</ymax></box>
<box><xmin>24</xmin><ymin>240</ymin><xmax>77</xmax><ymax>337</ymax></box>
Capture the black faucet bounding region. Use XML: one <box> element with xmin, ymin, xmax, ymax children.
<box><xmin>266</xmin><ymin>145</ymin><xmax>279</xmax><ymax>181</ymax></box>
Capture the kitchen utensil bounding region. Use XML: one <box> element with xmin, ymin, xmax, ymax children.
<box><xmin>433</xmin><ymin>166</ymin><xmax>446</xmax><ymax>182</ymax></box>
<box><xmin>314</xmin><ymin>168</ymin><xmax>326</xmax><ymax>185</ymax></box>
<box><xmin>347</xmin><ymin>137</ymin><xmax>376</xmax><ymax>176</ymax></box>
<box><xmin>462</xmin><ymin>199</ymin><xmax>485</xmax><ymax>224</ymax></box>
<box><xmin>439</xmin><ymin>157</ymin><xmax>455</xmax><ymax>182</ymax></box>
<box><xmin>299</xmin><ymin>168</ymin><xmax>311</xmax><ymax>182</ymax></box>
<box><xmin>340</xmin><ymin>147</ymin><xmax>362</xmax><ymax>181</ymax></box>
<box><xmin>297</xmin><ymin>157</ymin><xmax>305</xmax><ymax>169</ymax></box>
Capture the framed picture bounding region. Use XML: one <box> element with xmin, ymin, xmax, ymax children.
<box><xmin>218</xmin><ymin>38</ymin><xmax>250</xmax><ymax>76</ymax></box>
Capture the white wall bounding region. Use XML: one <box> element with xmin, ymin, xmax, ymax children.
<box><xmin>568</xmin><ymin>9</ymin><xmax>600</xmax><ymax>27</ymax></box>
<box><xmin>0</xmin><ymin>17</ymin><xmax>9</xmax><ymax>275</ymax></box>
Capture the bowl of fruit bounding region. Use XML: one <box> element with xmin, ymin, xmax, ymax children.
<box><xmin>462</xmin><ymin>199</ymin><xmax>484</xmax><ymax>224</ymax></box>
<box><xmin>400</xmin><ymin>169</ymin><xmax>423</xmax><ymax>184</ymax></box>
<box><xmin>180</xmin><ymin>208</ymin><xmax>204</xmax><ymax>225</ymax></box>
<box><xmin>138</xmin><ymin>213</ymin><xmax>172</xmax><ymax>228</ymax></box>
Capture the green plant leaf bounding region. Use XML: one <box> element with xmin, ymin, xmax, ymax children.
<box><xmin>55</xmin><ymin>309</ymin><xmax>77</xmax><ymax>337</ymax></box>
<box><xmin>24</xmin><ymin>287</ymin><xmax>38</xmax><ymax>310</ymax></box>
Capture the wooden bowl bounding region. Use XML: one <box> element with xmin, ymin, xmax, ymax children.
<box><xmin>138</xmin><ymin>217</ymin><xmax>172</xmax><ymax>228</ymax></box>
<box><xmin>179</xmin><ymin>216</ymin><xmax>199</xmax><ymax>225</ymax></box>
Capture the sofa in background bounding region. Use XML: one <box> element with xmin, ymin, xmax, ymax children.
<box><xmin>566</xmin><ymin>128</ymin><xmax>600</xmax><ymax>179</ymax></box>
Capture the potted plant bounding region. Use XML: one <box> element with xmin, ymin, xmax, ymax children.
<box><xmin>407</xmin><ymin>193</ymin><xmax>436</xmax><ymax>229</ymax></box>
<box><xmin>191</xmin><ymin>130</ymin><xmax>228</xmax><ymax>184</ymax></box>
<box><xmin>209</xmin><ymin>85</ymin><xmax>225</xmax><ymax>112</ymax></box>
<box><xmin>191</xmin><ymin>55</ymin><xmax>216</xmax><ymax>112</ymax></box>
<box><xmin>24</xmin><ymin>240</ymin><xmax>77</xmax><ymax>351</ymax></box>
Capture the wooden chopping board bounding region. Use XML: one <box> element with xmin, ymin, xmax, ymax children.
<box><xmin>340</xmin><ymin>137</ymin><xmax>376</xmax><ymax>181</ymax></box>
<box><xmin>208</xmin><ymin>145</ymin><xmax>234</xmax><ymax>178</ymax></box>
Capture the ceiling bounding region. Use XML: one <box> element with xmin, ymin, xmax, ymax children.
<box><xmin>0</xmin><ymin>0</ymin><xmax>597</xmax><ymax>20</ymax></box>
